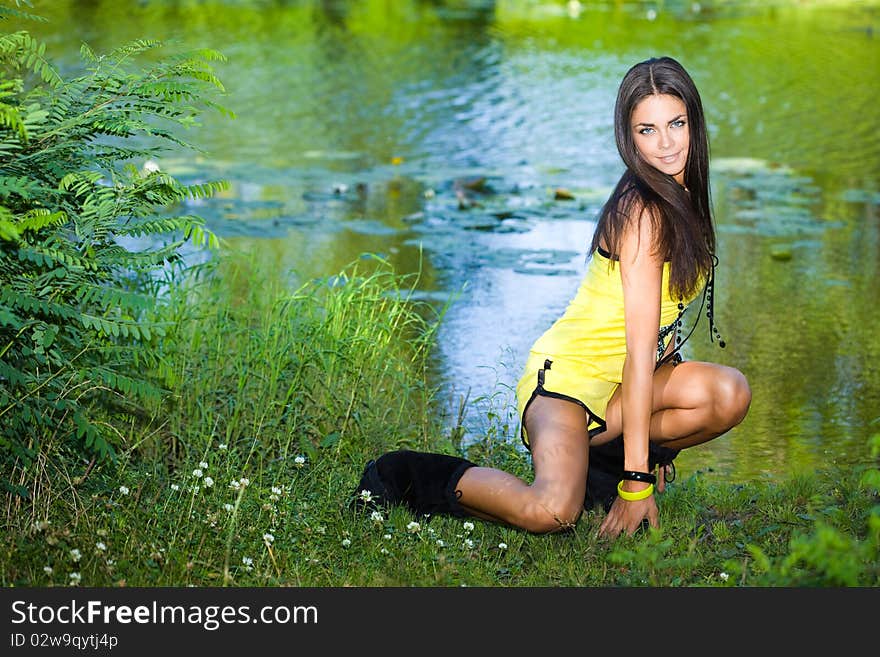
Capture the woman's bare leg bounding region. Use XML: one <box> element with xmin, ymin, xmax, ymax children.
<box><xmin>454</xmin><ymin>395</ymin><xmax>590</xmax><ymax>534</ymax></box>
<box><xmin>453</xmin><ymin>361</ymin><xmax>748</xmax><ymax>530</ymax></box>
<box><xmin>591</xmin><ymin>360</ymin><xmax>751</xmax><ymax>450</ymax></box>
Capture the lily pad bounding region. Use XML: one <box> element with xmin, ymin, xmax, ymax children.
<box><xmin>769</xmin><ymin>246</ymin><xmax>793</xmax><ymax>261</ymax></box>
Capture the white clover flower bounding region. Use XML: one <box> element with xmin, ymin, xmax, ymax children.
<box><xmin>359</xmin><ymin>489</ymin><xmax>374</xmax><ymax>503</ymax></box>
<box><xmin>70</xmin><ymin>548</ymin><xmax>82</xmax><ymax>562</ymax></box>
<box><xmin>406</xmin><ymin>521</ymin><xmax>421</xmax><ymax>534</ymax></box>
<box><xmin>263</xmin><ymin>533</ymin><xmax>275</xmax><ymax>544</ymax></box>
<box><xmin>463</xmin><ymin>539</ymin><xmax>474</xmax><ymax>549</ymax></box>
<box><xmin>383</xmin><ymin>533</ymin><xmax>392</xmax><ymax>540</ymax></box>
<box><xmin>43</xmin><ymin>566</ymin><xmax>53</xmax><ymax>575</ymax></box>
<box><xmin>223</xmin><ymin>503</ymin><xmax>234</xmax><ymax>512</ymax></box>
<box><xmin>719</xmin><ymin>572</ymin><xmax>729</xmax><ymax>582</ymax></box>
<box><xmin>229</xmin><ymin>479</ymin><xmax>241</xmax><ymax>490</ymax></box>
<box><xmin>69</xmin><ymin>572</ymin><xmax>81</xmax><ymax>585</ymax></box>
<box><xmin>294</xmin><ymin>456</ymin><xmax>306</xmax><ymax>468</ymax></box>
<box><xmin>192</xmin><ymin>468</ymin><xmax>203</xmax><ymax>479</ymax></box>
<box><xmin>341</xmin><ymin>538</ymin><xmax>351</xmax><ymax>548</ymax></box>
<box><xmin>463</xmin><ymin>521</ymin><xmax>474</xmax><ymax>532</ymax></box>
<box><xmin>380</xmin><ymin>547</ymin><xmax>390</xmax><ymax>555</ymax></box>
<box><xmin>498</xmin><ymin>542</ymin><xmax>508</xmax><ymax>551</ymax></box>
<box><xmin>199</xmin><ymin>461</ymin><xmax>209</xmax><ymax>469</ymax></box>
<box><xmin>370</xmin><ymin>511</ymin><xmax>384</xmax><ymax>524</ymax></box>
<box><xmin>218</xmin><ymin>443</ymin><xmax>228</xmax><ymax>451</ymax></box>
<box><xmin>95</xmin><ymin>542</ymin><xmax>107</xmax><ymax>552</ymax></box>
<box><xmin>239</xmin><ymin>477</ymin><xmax>250</xmax><ymax>487</ymax></box>
<box><xmin>170</xmin><ymin>484</ymin><xmax>180</xmax><ymax>491</ymax></box>
<box><xmin>646</xmin><ymin>8</ymin><xmax>657</xmax><ymax>20</ymax></box>
<box><xmin>436</xmin><ymin>539</ymin><xmax>445</xmax><ymax>548</ymax></box>
<box><xmin>242</xmin><ymin>556</ymin><xmax>253</xmax><ymax>571</ymax></box>
<box><xmin>203</xmin><ymin>476</ymin><xmax>214</xmax><ymax>488</ymax></box>
<box><xmin>271</xmin><ymin>486</ymin><xmax>282</xmax><ymax>496</ymax></box>
<box><xmin>118</xmin><ymin>485</ymin><xmax>130</xmax><ymax>495</ymax></box>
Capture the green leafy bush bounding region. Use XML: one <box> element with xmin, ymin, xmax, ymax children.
<box><xmin>0</xmin><ymin>2</ymin><xmax>230</xmax><ymax>497</ymax></box>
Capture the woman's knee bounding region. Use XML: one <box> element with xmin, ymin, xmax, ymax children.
<box><xmin>516</xmin><ymin>495</ymin><xmax>584</xmax><ymax>534</ymax></box>
<box><xmin>714</xmin><ymin>367</ymin><xmax>751</xmax><ymax>429</ymax></box>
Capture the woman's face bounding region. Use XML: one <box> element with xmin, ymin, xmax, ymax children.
<box><xmin>630</xmin><ymin>93</ymin><xmax>690</xmax><ymax>185</ymax></box>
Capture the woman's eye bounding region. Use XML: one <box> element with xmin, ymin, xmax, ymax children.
<box><xmin>639</xmin><ymin>127</ymin><xmax>655</xmax><ymax>135</ymax></box>
<box><xmin>672</xmin><ymin>120</ymin><xmax>686</xmax><ymax>128</ymax></box>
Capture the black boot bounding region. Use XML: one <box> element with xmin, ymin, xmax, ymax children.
<box><xmin>351</xmin><ymin>449</ymin><xmax>477</xmax><ymax>519</ymax></box>
<box><xmin>584</xmin><ymin>436</ymin><xmax>680</xmax><ymax>513</ymax></box>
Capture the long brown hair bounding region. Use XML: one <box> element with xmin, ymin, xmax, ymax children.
<box><xmin>590</xmin><ymin>56</ymin><xmax>714</xmax><ymax>300</ymax></box>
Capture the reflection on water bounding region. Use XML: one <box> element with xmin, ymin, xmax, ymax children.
<box><xmin>18</xmin><ymin>0</ymin><xmax>880</xmax><ymax>481</ymax></box>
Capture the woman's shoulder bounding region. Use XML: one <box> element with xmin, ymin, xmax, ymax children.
<box><xmin>607</xmin><ymin>179</ymin><xmax>655</xmax><ymax>219</ymax></box>
<box><xmin>594</xmin><ymin>179</ymin><xmax>660</xmax><ymax>258</ymax></box>
<box><xmin>615</xmin><ymin>187</ymin><xmax>662</xmax><ymax>233</ymax></box>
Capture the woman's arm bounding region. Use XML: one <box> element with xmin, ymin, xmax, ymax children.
<box><xmin>598</xmin><ymin>204</ymin><xmax>664</xmax><ymax>538</ymax></box>
<box><xmin>619</xmin><ymin>207</ymin><xmax>663</xmax><ymax>474</ymax></box>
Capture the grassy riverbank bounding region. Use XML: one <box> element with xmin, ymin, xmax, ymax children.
<box><xmin>2</xmin><ymin>251</ymin><xmax>877</xmax><ymax>587</ymax></box>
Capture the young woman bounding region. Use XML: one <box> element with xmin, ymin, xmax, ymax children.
<box><xmin>352</xmin><ymin>56</ymin><xmax>751</xmax><ymax>538</ymax></box>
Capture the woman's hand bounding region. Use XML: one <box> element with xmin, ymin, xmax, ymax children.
<box><xmin>597</xmin><ymin>491</ymin><xmax>659</xmax><ymax>539</ymax></box>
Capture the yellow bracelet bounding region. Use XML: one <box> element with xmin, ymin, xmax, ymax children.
<box><xmin>616</xmin><ymin>480</ymin><xmax>654</xmax><ymax>501</ymax></box>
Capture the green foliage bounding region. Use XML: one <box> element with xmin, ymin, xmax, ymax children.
<box><xmin>0</xmin><ymin>1</ymin><xmax>45</xmax><ymax>26</ymax></box>
<box><xmin>718</xmin><ymin>439</ymin><xmax>880</xmax><ymax>586</ymax></box>
<box><xmin>149</xmin><ymin>252</ymin><xmax>444</xmax><ymax>472</ymax></box>
<box><xmin>0</xmin><ymin>16</ymin><xmax>229</xmax><ymax>497</ymax></box>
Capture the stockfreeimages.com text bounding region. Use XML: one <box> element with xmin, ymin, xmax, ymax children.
<box><xmin>11</xmin><ymin>599</ymin><xmax>317</xmax><ymax>631</ymax></box>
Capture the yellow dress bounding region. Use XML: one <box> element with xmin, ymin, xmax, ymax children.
<box><xmin>515</xmin><ymin>246</ymin><xmax>701</xmax><ymax>446</ymax></box>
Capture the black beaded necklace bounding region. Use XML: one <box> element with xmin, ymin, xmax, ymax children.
<box><xmin>656</xmin><ymin>254</ymin><xmax>725</xmax><ymax>369</ymax></box>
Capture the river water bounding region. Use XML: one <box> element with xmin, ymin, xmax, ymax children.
<box><xmin>22</xmin><ymin>0</ymin><xmax>880</xmax><ymax>482</ymax></box>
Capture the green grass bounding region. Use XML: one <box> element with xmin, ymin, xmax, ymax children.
<box><xmin>1</xmin><ymin>251</ymin><xmax>878</xmax><ymax>587</ymax></box>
